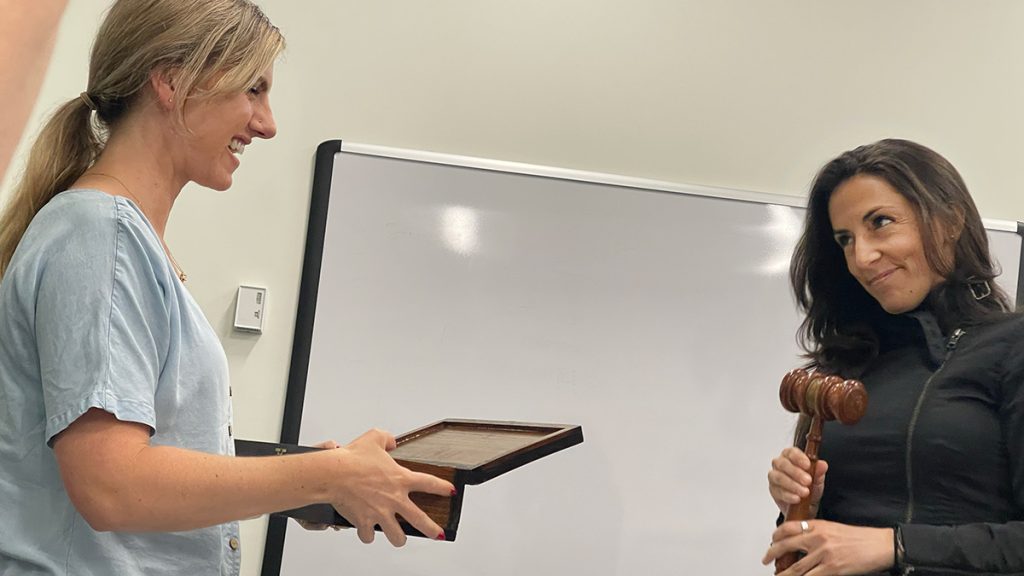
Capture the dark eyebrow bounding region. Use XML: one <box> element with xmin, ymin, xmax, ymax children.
<box><xmin>832</xmin><ymin>205</ymin><xmax>890</xmax><ymax>236</ymax></box>
<box><xmin>861</xmin><ymin>207</ymin><xmax>883</xmax><ymax>223</ymax></box>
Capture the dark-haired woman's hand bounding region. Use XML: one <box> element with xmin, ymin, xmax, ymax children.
<box><xmin>768</xmin><ymin>447</ymin><xmax>828</xmax><ymax>516</ymax></box>
<box><xmin>762</xmin><ymin>520</ymin><xmax>893</xmax><ymax>575</ymax></box>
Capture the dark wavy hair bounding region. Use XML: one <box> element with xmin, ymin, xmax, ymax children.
<box><xmin>790</xmin><ymin>139</ymin><xmax>1011</xmax><ymax>373</ymax></box>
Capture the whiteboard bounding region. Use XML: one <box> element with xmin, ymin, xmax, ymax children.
<box><xmin>261</xmin><ymin>141</ymin><xmax>1023</xmax><ymax>576</ymax></box>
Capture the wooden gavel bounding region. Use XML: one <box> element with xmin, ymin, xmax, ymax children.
<box><xmin>775</xmin><ymin>368</ymin><xmax>867</xmax><ymax>574</ymax></box>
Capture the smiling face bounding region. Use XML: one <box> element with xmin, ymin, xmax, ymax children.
<box><xmin>178</xmin><ymin>65</ymin><xmax>277</xmax><ymax>190</ymax></box>
<box><xmin>828</xmin><ymin>174</ymin><xmax>950</xmax><ymax>314</ymax></box>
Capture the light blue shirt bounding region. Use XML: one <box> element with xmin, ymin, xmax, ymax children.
<box><xmin>0</xmin><ymin>190</ymin><xmax>240</xmax><ymax>575</ymax></box>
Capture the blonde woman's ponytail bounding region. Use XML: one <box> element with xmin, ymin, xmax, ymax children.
<box><xmin>0</xmin><ymin>96</ymin><xmax>102</xmax><ymax>276</ymax></box>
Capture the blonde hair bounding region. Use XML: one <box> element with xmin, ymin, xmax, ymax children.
<box><xmin>0</xmin><ymin>0</ymin><xmax>284</xmax><ymax>276</ymax></box>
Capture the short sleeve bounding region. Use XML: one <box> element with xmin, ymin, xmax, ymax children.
<box><xmin>35</xmin><ymin>198</ymin><xmax>170</xmax><ymax>444</ymax></box>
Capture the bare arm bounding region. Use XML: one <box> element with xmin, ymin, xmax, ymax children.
<box><xmin>53</xmin><ymin>408</ymin><xmax>453</xmax><ymax>546</ymax></box>
<box><xmin>0</xmin><ymin>0</ymin><xmax>68</xmax><ymax>182</ymax></box>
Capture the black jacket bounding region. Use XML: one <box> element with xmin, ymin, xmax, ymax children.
<box><xmin>817</xmin><ymin>310</ymin><xmax>1024</xmax><ymax>575</ymax></box>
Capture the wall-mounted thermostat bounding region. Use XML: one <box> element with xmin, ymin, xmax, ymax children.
<box><xmin>234</xmin><ymin>285</ymin><xmax>267</xmax><ymax>334</ymax></box>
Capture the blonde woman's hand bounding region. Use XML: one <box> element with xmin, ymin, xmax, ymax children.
<box><xmin>327</xmin><ymin>428</ymin><xmax>454</xmax><ymax>547</ymax></box>
<box><xmin>296</xmin><ymin>440</ymin><xmax>345</xmax><ymax>531</ymax></box>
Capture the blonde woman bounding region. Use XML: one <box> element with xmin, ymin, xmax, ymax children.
<box><xmin>0</xmin><ymin>1</ymin><xmax>452</xmax><ymax>574</ymax></box>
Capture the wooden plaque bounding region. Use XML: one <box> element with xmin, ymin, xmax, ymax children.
<box><xmin>235</xmin><ymin>419</ymin><xmax>583</xmax><ymax>541</ymax></box>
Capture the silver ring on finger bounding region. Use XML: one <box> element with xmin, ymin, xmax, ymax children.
<box><xmin>800</xmin><ymin>520</ymin><xmax>810</xmax><ymax>533</ymax></box>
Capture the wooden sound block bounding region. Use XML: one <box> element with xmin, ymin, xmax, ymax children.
<box><xmin>235</xmin><ymin>419</ymin><xmax>584</xmax><ymax>541</ymax></box>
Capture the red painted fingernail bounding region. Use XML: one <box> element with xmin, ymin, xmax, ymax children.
<box><xmin>450</xmin><ymin>488</ymin><xmax>458</xmax><ymax>496</ymax></box>
<box><xmin>436</xmin><ymin>532</ymin><xmax>446</xmax><ymax>540</ymax></box>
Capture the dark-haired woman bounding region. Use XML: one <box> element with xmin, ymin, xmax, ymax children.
<box><xmin>762</xmin><ymin>139</ymin><xmax>1024</xmax><ymax>575</ymax></box>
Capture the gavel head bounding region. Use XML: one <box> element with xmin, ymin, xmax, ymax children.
<box><xmin>780</xmin><ymin>368</ymin><xmax>867</xmax><ymax>425</ymax></box>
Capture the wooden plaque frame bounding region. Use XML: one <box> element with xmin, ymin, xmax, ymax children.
<box><xmin>235</xmin><ymin>419</ymin><xmax>583</xmax><ymax>541</ymax></box>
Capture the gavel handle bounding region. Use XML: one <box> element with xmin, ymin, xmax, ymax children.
<box><xmin>775</xmin><ymin>416</ymin><xmax>823</xmax><ymax>574</ymax></box>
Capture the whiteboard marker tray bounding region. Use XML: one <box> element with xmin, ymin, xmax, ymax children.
<box><xmin>235</xmin><ymin>419</ymin><xmax>583</xmax><ymax>541</ymax></box>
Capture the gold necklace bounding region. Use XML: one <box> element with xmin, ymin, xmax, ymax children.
<box><xmin>88</xmin><ymin>172</ymin><xmax>188</xmax><ymax>283</ymax></box>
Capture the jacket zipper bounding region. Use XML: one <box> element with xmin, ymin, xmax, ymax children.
<box><xmin>902</xmin><ymin>327</ymin><xmax>964</xmax><ymax>525</ymax></box>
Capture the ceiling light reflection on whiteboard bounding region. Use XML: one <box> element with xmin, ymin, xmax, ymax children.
<box><xmin>441</xmin><ymin>206</ymin><xmax>480</xmax><ymax>255</ymax></box>
<box><xmin>759</xmin><ymin>205</ymin><xmax>803</xmax><ymax>275</ymax></box>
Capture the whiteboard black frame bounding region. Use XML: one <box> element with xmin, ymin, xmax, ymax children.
<box><xmin>257</xmin><ymin>139</ymin><xmax>1024</xmax><ymax>576</ymax></box>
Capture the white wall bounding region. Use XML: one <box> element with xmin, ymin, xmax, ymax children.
<box><xmin>4</xmin><ymin>1</ymin><xmax>1024</xmax><ymax>574</ymax></box>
